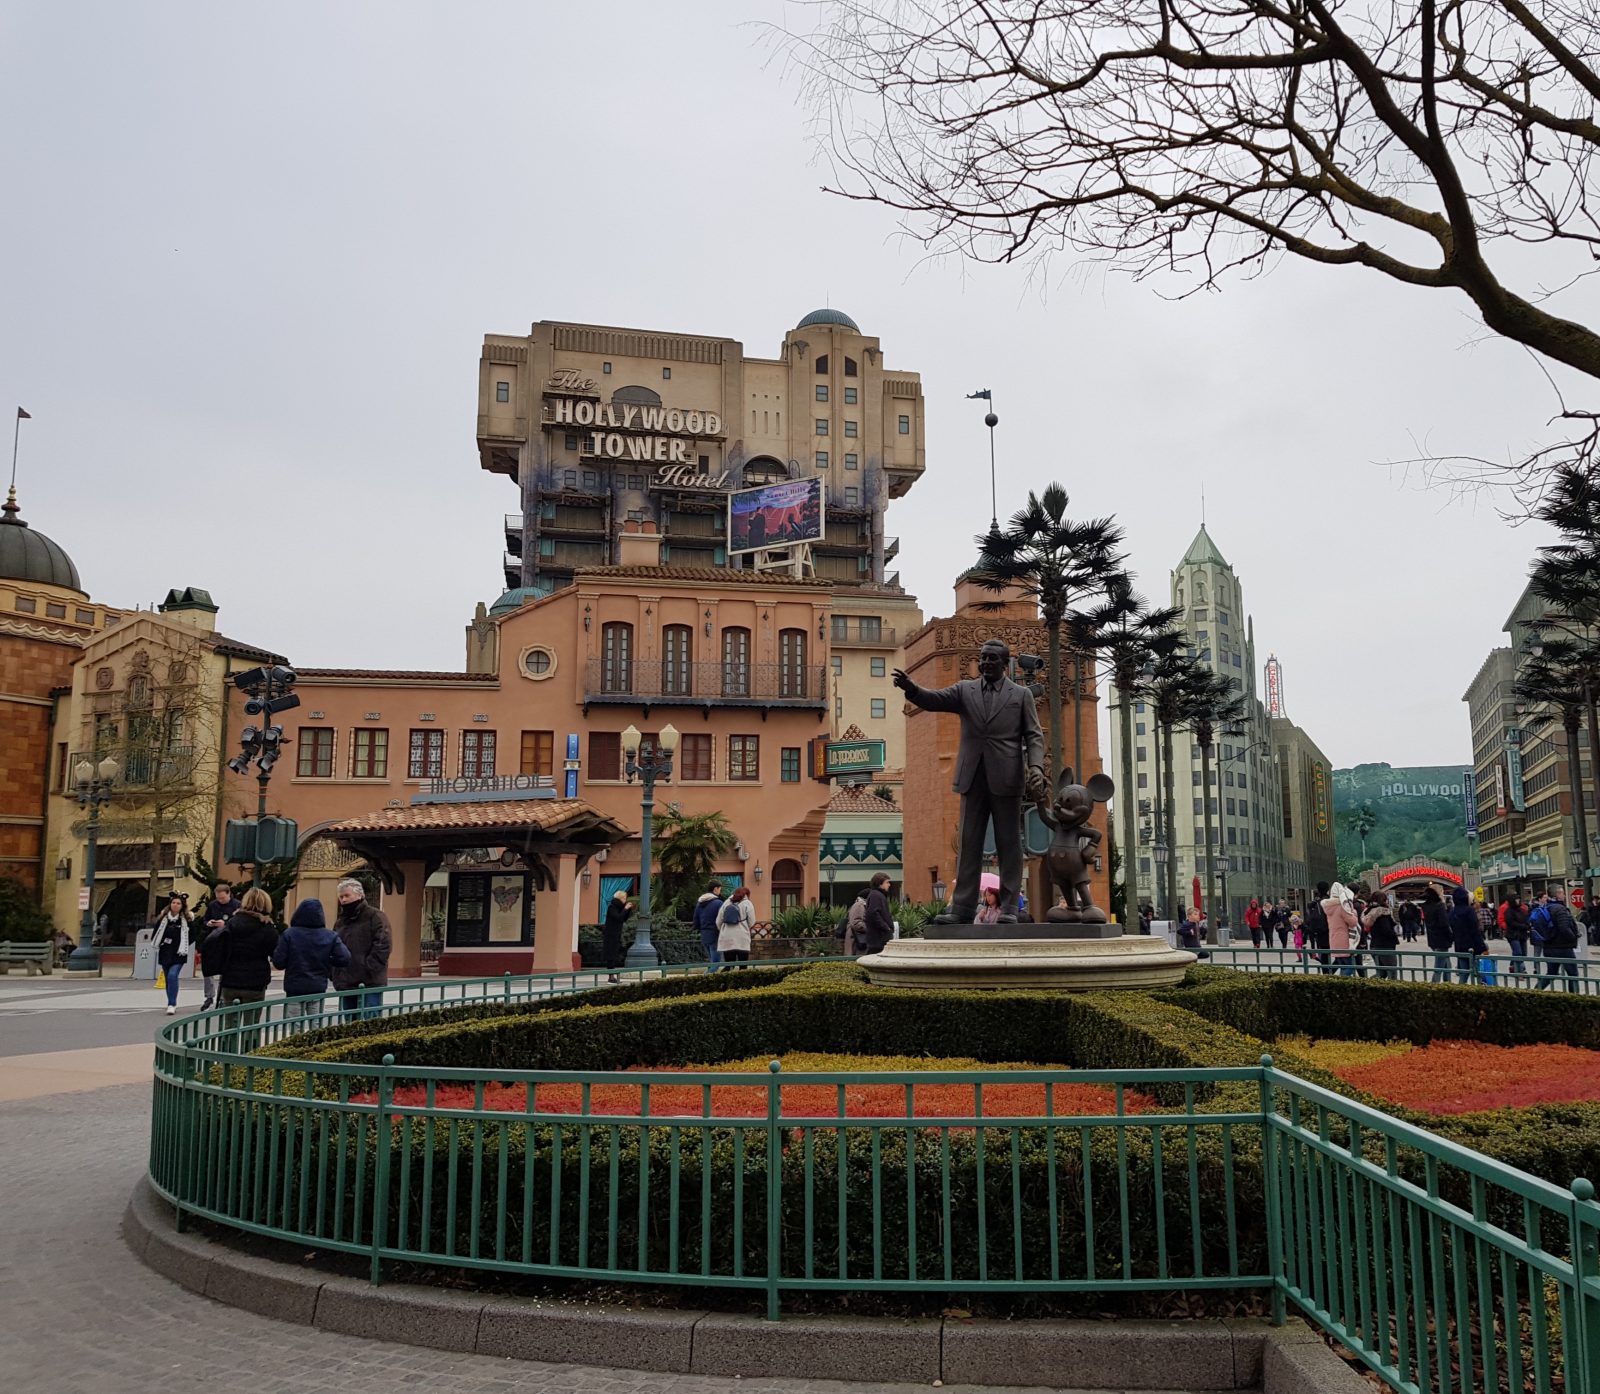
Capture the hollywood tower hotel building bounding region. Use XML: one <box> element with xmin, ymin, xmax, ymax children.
<box><xmin>478</xmin><ymin>311</ymin><xmax>925</xmax><ymax>594</ymax></box>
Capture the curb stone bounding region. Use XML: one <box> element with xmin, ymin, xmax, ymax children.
<box><xmin>123</xmin><ymin>1177</ymin><xmax>1365</xmax><ymax>1389</ymax></box>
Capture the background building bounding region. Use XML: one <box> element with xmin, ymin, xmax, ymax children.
<box><xmin>1111</xmin><ymin>526</ymin><xmax>1289</xmax><ymax>924</ymax></box>
<box><xmin>0</xmin><ymin>487</ymin><xmax>128</xmax><ymax>896</ymax></box>
<box><xmin>1273</xmin><ymin>717</ymin><xmax>1338</xmax><ymax>904</ymax></box>
<box><xmin>1332</xmin><ymin>763</ymin><xmax>1473</xmax><ymax>882</ymax></box>
<box><xmin>479</xmin><ymin>311</ymin><xmax>925</xmax><ymax>595</ymax></box>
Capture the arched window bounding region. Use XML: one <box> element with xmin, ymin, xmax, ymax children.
<box><xmin>771</xmin><ymin>858</ymin><xmax>804</xmax><ymax>911</ymax></box>
<box><xmin>721</xmin><ymin>627</ymin><xmax>751</xmax><ymax>697</ymax></box>
<box><xmin>815</xmin><ymin>355</ymin><xmax>829</xmax><ymax>374</ymax></box>
<box><xmin>601</xmin><ymin>622</ymin><xmax>633</xmax><ymax>694</ymax></box>
<box><xmin>779</xmin><ymin>629</ymin><xmax>808</xmax><ymax>699</ymax></box>
<box><xmin>662</xmin><ymin>624</ymin><xmax>692</xmax><ymax>696</ymax></box>
<box><xmin>844</xmin><ymin>356</ymin><xmax>857</xmax><ymax>377</ymax></box>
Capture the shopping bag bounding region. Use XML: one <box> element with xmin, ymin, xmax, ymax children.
<box><xmin>1477</xmin><ymin>956</ymin><xmax>1497</xmax><ymax>987</ymax></box>
<box><xmin>156</xmin><ymin>967</ymin><xmax>166</xmax><ymax>990</ymax></box>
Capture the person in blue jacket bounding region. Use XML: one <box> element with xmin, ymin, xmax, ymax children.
<box><xmin>272</xmin><ymin>898</ymin><xmax>351</xmax><ymax>1020</ymax></box>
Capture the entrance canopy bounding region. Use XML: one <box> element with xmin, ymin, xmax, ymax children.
<box><xmin>316</xmin><ymin>798</ymin><xmax>630</xmax><ymax>894</ymax></box>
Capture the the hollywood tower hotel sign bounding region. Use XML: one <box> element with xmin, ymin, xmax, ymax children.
<box><xmin>544</xmin><ymin>370</ymin><xmax>729</xmax><ymax>486</ymax></box>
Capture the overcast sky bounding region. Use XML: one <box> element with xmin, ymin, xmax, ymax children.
<box><xmin>2</xmin><ymin>1</ymin><xmax>1577</xmax><ymax>769</ymax></box>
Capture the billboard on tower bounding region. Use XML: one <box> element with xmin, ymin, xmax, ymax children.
<box><xmin>728</xmin><ymin>478</ymin><xmax>825</xmax><ymax>555</ymax></box>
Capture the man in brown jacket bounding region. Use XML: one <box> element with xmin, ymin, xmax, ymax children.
<box><xmin>331</xmin><ymin>877</ymin><xmax>392</xmax><ymax>1016</ymax></box>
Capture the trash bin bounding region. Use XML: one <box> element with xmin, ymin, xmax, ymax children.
<box><xmin>132</xmin><ymin>926</ymin><xmax>160</xmax><ymax>981</ymax></box>
<box><xmin>1216</xmin><ymin>926</ymin><xmax>1231</xmax><ymax>948</ymax></box>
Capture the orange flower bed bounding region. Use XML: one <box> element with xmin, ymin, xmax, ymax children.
<box><xmin>378</xmin><ymin>1052</ymin><xmax>1155</xmax><ymax>1120</ymax></box>
<box><xmin>1335</xmin><ymin>1041</ymin><xmax>1600</xmax><ymax>1115</ymax></box>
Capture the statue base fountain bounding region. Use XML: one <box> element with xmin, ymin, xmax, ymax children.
<box><xmin>857</xmin><ymin>933</ymin><xmax>1196</xmax><ymax>991</ymax></box>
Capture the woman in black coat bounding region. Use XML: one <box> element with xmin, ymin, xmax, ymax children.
<box><xmin>601</xmin><ymin>890</ymin><xmax>633</xmax><ymax>984</ymax></box>
<box><xmin>1422</xmin><ymin>885</ymin><xmax>1454</xmax><ymax>983</ymax></box>
<box><xmin>152</xmin><ymin>894</ymin><xmax>192</xmax><ymax>1016</ymax></box>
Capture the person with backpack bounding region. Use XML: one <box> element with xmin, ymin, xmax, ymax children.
<box><xmin>1303</xmin><ymin>883</ymin><xmax>1332</xmax><ymax>974</ymax></box>
<box><xmin>693</xmin><ymin>880</ymin><xmax>725</xmax><ymax>971</ymax></box>
<box><xmin>1321</xmin><ymin>882</ymin><xmax>1359</xmax><ymax>976</ymax></box>
<box><xmin>859</xmin><ymin>872</ymin><xmax>895</xmax><ymax>954</ymax></box>
<box><xmin>1363</xmin><ymin>893</ymin><xmax>1400</xmax><ymax>980</ymax></box>
<box><xmin>1535</xmin><ymin>889</ymin><xmax>1581</xmax><ymax>992</ymax></box>
<box><xmin>843</xmin><ymin>889</ymin><xmax>868</xmax><ymax>954</ymax></box>
<box><xmin>716</xmin><ymin>886</ymin><xmax>755</xmax><ymax>967</ymax></box>
<box><xmin>1422</xmin><ymin>884</ymin><xmax>1454</xmax><ymax>982</ymax></box>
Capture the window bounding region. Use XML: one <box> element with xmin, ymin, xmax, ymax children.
<box><xmin>781</xmin><ymin>747</ymin><xmax>801</xmax><ymax>783</ymax></box>
<box><xmin>871</xmin><ymin>698</ymin><xmax>887</xmax><ymax>719</ymax></box>
<box><xmin>844</xmin><ymin>387</ymin><xmax>857</xmax><ymax>405</ymax></box>
<box><xmin>297</xmin><ymin>727</ymin><xmax>334</xmax><ymax>778</ymax></box>
<box><xmin>1232</xmin><ymin>653</ymin><xmax>1242</xmax><ymax>668</ymax></box>
<box><xmin>815</xmin><ymin>419</ymin><xmax>829</xmax><ymax>436</ymax></box>
<box><xmin>564</xmin><ymin>469</ymin><xmax>577</xmax><ymax>487</ymax></box>
<box><xmin>520</xmin><ymin>730</ymin><xmax>554</xmax><ymax>778</ymax></box>
<box><xmin>844</xmin><ymin>420</ymin><xmax>857</xmax><ymax>438</ymax></box>
<box><xmin>835</xmin><ymin>697</ymin><xmax>843</xmax><ymax>718</ymax></box>
<box><xmin>898</xmin><ymin>415</ymin><xmax>910</xmax><ymax>434</ymax></box>
<box><xmin>721</xmin><ymin>626</ymin><xmax>750</xmax><ymax>696</ymax></box>
<box><xmin>46</xmin><ymin>601</ymin><xmax>65</xmax><ymax>619</ymax></box>
<box><xmin>815</xmin><ymin>355</ymin><xmax>828</xmax><ymax>374</ymax></box>
<box><xmin>845</xmin><ymin>452</ymin><xmax>858</xmax><ymax>470</ymax></box>
<box><xmin>564</xmin><ymin>432</ymin><xmax>578</xmax><ymax>450</ymax></box>
<box><xmin>679</xmin><ymin>732</ymin><xmax>712</xmax><ymax>781</ymax></box>
<box><xmin>461</xmin><ymin>730</ymin><xmax>497</xmax><ymax>778</ymax></box>
<box><xmin>1227</xmin><ymin>826</ymin><xmax>1237</xmax><ymax>845</ymax></box>
<box><xmin>1197</xmin><ymin>630</ymin><xmax>1210</xmax><ymax>642</ymax></box>
<box><xmin>815</xmin><ymin>451</ymin><xmax>829</xmax><ymax>468</ymax></box>
<box><xmin>858</xmin><ymin>616</ymin><xmax>881</xmax><ymax>641</ymax></box>
<box><xmin>1135</xmin><ymin>701</ymin><xmax>1146</xmax><ymax>714</ymax></box>
<box><xmin>496</xmin><ymin>381</ymin><xmax>510</xmax><ymax>402</ymax></box>
<box><xmin>578</xmin><ymin>732</ymin><xmax>617</xmax><ymax>782</ymax></box>
<box><xmin>1226</xmin><ymin>797</ymin><xmax>1236</xmax><ymax>815</ymax></box>
<box><xmin>75</xmin><ymin>608</ymin><xmax>94</xmax><ymax>624</ymax></box>
<box><xmin>582</xmin><ymin>469</ymin><xmax>598</xmax><ymax>489</ymax></box>
<box><xmin>662</xmin><ymin>624</ymin><xmax>693</xmax><ymax>696</ymax></box>
<box><xmin>662</xmin><ymin>366</ymin><xmax>671</xmax><ymax>380</ymax></box>
<box><xmin>1194</xmin><ymin>799</ymin><xmax>1203</xmax><ymax>816</ymax></box>
<box><xmin>1137</xmin><ymin>773</ymin><xmax>1148</xmax><ymax>789</ymax></box>
<box><xmin>1239</xmin><ymin>800</ymin><xmax>1249</xmax><ymax>818</ymax></box>
<box><xmin>13</xmin><ymin>595</ymin><xmax>35</xmax><ymax>613</ymax></box>
<box><xmin>831</xmin><ymin>615</ymin><xmax>848</xmax><ymax>640</ymax></box>
<box><xmin>844</xmin><ymin>486</ymin><xmax>859</xmax><ymax>506</ymax></box>
<box><xmin>1136</xmin><ymin>722</ymin><xmax>1146</xmax><ymax>735</ymax></box>
<box><xmin>870</xmin><ymin>657</ymin><xmax>886</xmax><ymax>677</ymax></box>
<box><xmin>1218</xmin><ymin>611</ymin><xmax>1230</xmax><ymax>626</ymax></box>
<box><xmin>1136</xmin><ymin>746</ymin><xmax>1147</xmax><ymax>761</ymax></box>
<box><xmin>602</xmin><ymin>361</ymin><xmax>612</xmax><ymax>374</ymax></box>
<box><xmin>815</xmin><ymin>385</ymin><xmax>828</xmax><ymax>402</ymax></box>
<box><xmin>1192</xmin><ymin>770</ymin><xmax>1202</xmax><ymax>786</ymax></box>
<box><xmin>831</xmin><ymin>656</ymin><xmax>842</xmax><ymax>674</ymax></box>
<box><xmin>729</xmin><ymin>735</ymin><xmax>759</xmax><ymax>780</ymax></box>
<box><xmin>1225</xmin><ymin>769</ymin><xmax>1235</xmax><ymax>787</ymax></box>
<box><xmin>601</xmin><ymin>622</ymin><xmax>633</xmax><ymax>694</ymax></box>
<box><xmin>844</xmin><ymin>356</ymin><xmax>857</xmax><ymax>376</ymax></box>
<box><xmin>407</xmin><ymin>728</ymin><xmax>444</xmax><ymax>779</ymax></box>
<box><xmin>778</xmin><ymin>628</ymin><xmax>808</xmax><ymax>698</ymax></box>
<box><xmin>351</xmin><ymin>728</ymin><xmax>388</xmax><ymax>778</ymax></box>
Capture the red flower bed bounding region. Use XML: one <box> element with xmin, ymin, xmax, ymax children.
<box><xmin>1335</xmin><ymin>1041</ymin><xmax>1600</xmax><ymax>1115</ymax></box>
<box><xmin>380</xmin><ymin>1072</ymin><xmax>1154</xmax><ymax>1121</ymax></box>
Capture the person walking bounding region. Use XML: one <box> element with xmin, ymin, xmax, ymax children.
<box><xmin>601</xmin><ymin>889</ymin><xmax>632</xmax><ymax>984</ymax></box>
<box><xmin>693</xmin><ymin>881</ymin><xmax>726</xmax><ymax>972</ymax></box>
<box><xmin>859</xmin><ymin>872</ymin><xmax>895</xmax><ymax>954</ymax></box>
<box><xmin>1422</xmin><ymin>884</ymin><xmax>1454</xmax><ymax>982</ymax></box>
<box><xmin>1448</xmin><ymin>886</ymin><xmax>1487</xmax><ymax>984</ymax></box>
<box><xmin>1536</xmin><ymin>888</ymin><xmax>1582</xmax><ymax>992</ymax></box>
<box><xmin>844</xmin><ymin>889</ymin><xmax>868</xmax><ymax>954</ymax></box>
<box><xmin>717</xmin><ymin>886</ymin><xmax>754</xmax><ymax>967</ymax></box>
<box><xmin>330</xmin><ymin>878</ymin><xmax>392</xmax><ymax>1017</ymax></box>
<box><xmin>1364</xmin><ymin>893</ymin><xmax>1400</xmax><ymax>981</ymax></box>
<box><xmin>975</xmin><ymin>886</ymin><xmax>1004</xmax><ymax>925</ymax></box>
<box><xmin>1244</xmin><ymin>898</ymin><xmax>1262</xmax><ymax>949</ymax></box>
<box><xmin>152</xmin><ymin>894</ymin><xmax>192</xmax><ymax>1015</ymax></box>
<box><xmin>271</xmin><ymin>898</ymin><xmax>350</xmax><ymax>1019</ymax></box>
<box><xmin>1304</xmin><ymin>883</ymin><xmax>1333</xmax><ymax>973</ymax></box>
<box><xmin>1398</xmin><ymin>898</ymin><xmax>1421</xmax><ymax>945</ymax></box>
<box><xmin>1502</xmin><ymin>894</ymin><xmax>1530</xmax><ymax>975</ymax></box>
<box><xmin>197</xmin><ymin>882</ymin><xmax>239</xmax><ymax>1010</ymax></box>
<box><xmin>1272</xmin><ymin>901</ymin><xmax>1291</xmax><ymax>950</ymax></box>
<box><xmin>203</xmin><ymin>887</ymin><xmax>279</xmax><ymax>1045</ymax></box>
<box><xmin>1322</xmin><ymin>883</ymin><xmax>1360</xmax><ymax>976</ymax></box>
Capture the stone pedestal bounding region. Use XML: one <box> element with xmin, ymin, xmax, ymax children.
<box><xmin>858</xmin><ymin>935</ymin><xmax>1195</xmax><ymax>991</ymax></box>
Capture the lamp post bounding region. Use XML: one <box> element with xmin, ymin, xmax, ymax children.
<box><xmin>66</xmin><ymin>755</ymin><xmax>119</xmax><ymax>974</ymax></box>
<box><xmin>1216</xmin><ymin>855</ymin><xmax>1232</xmax><ymax>936</ymax></box>
<box><xmin>933</xmin><ymin>876</ymin><xmax>948</xmax><ymax>906</ymax></box>
<box><xmin>1153</xmin><ymin>840</ymin><xmax>1170</xmax><ymax>922</ymax></box>
<box><xmin>621</xmin><ymin>722</ymin><xmax>678</xmax><ymax>969</ymax></box>
<box><xmin>825</xmin><ymin>863</ymin><xmax>837</xmax><ymax>908</ymax></box>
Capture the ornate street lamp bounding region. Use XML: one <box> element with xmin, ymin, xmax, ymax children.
<box><xmin>66</xmin><ymin>755</ymin><xmax>119</xmax><ymax>974</ymax></box>
<box><xmin>1152</xmin><ymin>840</ymin><xmax>1170</xmax><ymax>922</ymax></box>
<box><xmin>825</xmin><ymin>862</ymin><xmax>838</xmax><ymax>908</ymax></box>
<box><xmin>621</xmin><ymin>722</ymin><xmax>678</xmax><ymax>969</ymax></box>
<box><xmin>933</xmin><ymin>876</ymin><xmax>948</xmax><ymax>906</ymax></box>
<box><xmin>1216</xmin><ymin>855</ymin><xmax>1232</xmax><ymax>934</ymax></box>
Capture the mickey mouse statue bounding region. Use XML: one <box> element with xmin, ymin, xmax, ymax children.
<box><xmin>1036</xmin><ymin>767</ymin><xmax>1115</xmax><ymax>924</ymax></box>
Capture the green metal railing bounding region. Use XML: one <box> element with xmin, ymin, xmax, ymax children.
<box><xmin>147</xmin><ymin>964</ymin><xmax>1600</xmax><ymax>1393</ymax></box>
<box><xmin>1208</xmin><ymin>944</ymin><xmax>1600</xmax><ymax>993</ymax></box>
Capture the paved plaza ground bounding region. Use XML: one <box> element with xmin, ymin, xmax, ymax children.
<box><xmin>0</xmin><ymin>974</ymin><xmax>1202</xmax><ymax>1394</ymax></box>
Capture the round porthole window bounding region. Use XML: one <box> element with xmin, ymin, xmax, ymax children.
<box><xmin>520</xmin><ymin>646</ymin><xmax>556</xmax><ymax>680</ymax></box>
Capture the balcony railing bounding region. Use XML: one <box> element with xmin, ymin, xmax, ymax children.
<box><xmin>830</xmin><ymin>623</ymin><xmax>897</xmax><ymax>648</ymax></box>
<box><xmin>70</xmin><ymin>747</ymin><xmax>197</xmax><ymax>790</ymax></box>
<box><xmin>583</xmin><ymin>660</ymin><xmax>829</xmax><ymax>708</ymax></box>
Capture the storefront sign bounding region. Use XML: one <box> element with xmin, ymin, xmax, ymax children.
<box><xmin>818</xmin><ymin>738</ymin><xmax>888</xmax><ymax>779</ymax></box>
<box><xmin>546</xmin><ymin>369</ymin><xmax>597</xmax><ymax>394</ymax></box>
<box><xmin>1505</xmin><ymin>730</ymin><xmax>1526</xmax><ymax>812</ymax></box>
<box><xmin>1379</xmin><ymin>864</ymin><xmax>1465</xmax><ymax>889</ymax></box>
<box><xmin>1312</xmin><ymin>762</ymin><xmax>1329</xmax><ymax>834</ymax></box>
<box><xmin>548</xmin><ymin>397</ymin><xmax>726</xmax><ymax>475</ymax></box>
<box><xmin>1463</xmin><ymin>770</ymin><xmax>1478</xmax><ymax>836</ymax></box>
<box><xmin>1494</xmin><ymin>765</ymin><xmax>1506</xmax><ymax>815</ymax></box>
<box><xmin>415</xmin><ymin>774</ymin><xmax>559</xmax><ymax>805</ymax></box>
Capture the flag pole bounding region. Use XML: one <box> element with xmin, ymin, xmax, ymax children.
<box><xmin>10</xmin><ymin>411</ymin><xmax>21</xmax><ymax>493</ymax></box>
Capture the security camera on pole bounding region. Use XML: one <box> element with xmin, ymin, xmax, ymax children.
<box><xmin>224</xmin><ymin>665</ymin><xmax>301</xmax><ymax>884</ymax></box>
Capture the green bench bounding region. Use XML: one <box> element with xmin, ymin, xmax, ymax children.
<box><xmin>0</xmin><ymin>941</ymin><xmax>53</xmax><ymax>975</ymax></box>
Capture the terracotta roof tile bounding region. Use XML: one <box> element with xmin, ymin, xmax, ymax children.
<box><xmin>208</xmin><ymin>633</ymin><xmax>289</xmax><ymax>664</ymax></box>
<box><xmin>297</xmin><ymin>668</ymin><xmax>497</xmax><ymax>682</ymax></box>
<box><xmin>826</xmin><ymin>786</ymin><xmax>898</xmax><ymax>813</ymax></box>
<box><xmin>324</xmin><ymin>799</ymin><xmax>627</xmax><ymax>837</ymax></box>
<box><xmin>576</xmin><ymin>565</ymin><xmax>832</xmax><ymax>588</ymax></box>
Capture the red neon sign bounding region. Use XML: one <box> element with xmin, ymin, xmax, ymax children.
<box><xmin>1379</xmin><ymin>865</ymin><xmax>1465</xmax><ymax>888</ymax></box>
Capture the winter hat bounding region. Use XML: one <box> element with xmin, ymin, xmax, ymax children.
<box><xmin>1451</xmin><ymin>886</ymin><xmax>1470</xmax><ymax>907</ymax></box>
<box><xmin>290</xmin><ymin>898</ymin><xmax>327</xmax><ymax>929</ymax></box>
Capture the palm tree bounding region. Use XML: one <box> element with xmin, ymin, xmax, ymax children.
<box><xmin>1350</xmin><ymin>802</ymin><xmax>1378</xmax><ymax>866</ymax></box>
<box><xmin>651</xmin><ymin>808</ymin><xmax>738</xmax><ymax>919</ymax></box>
<box><xmin>970</xmin><ymin>484</ymin><xmax>1126</xmax><ymax>779</ymax></box>
<box><xmin>1514</xmin><ymin>637</ymin><xmax>1592</xmax><ymax>903</ymax></box>
<box><xmin>1084</xmin><ymin>577</ymin><xmax>1183</xmax><ymax>925</ymax></box>
<box><xmin>1175</xmin><ymin>669</ymin><xmax>1250</xmax><ymax>942</ymax></box>
<box><xmin>1139</xmin><ymin>646</ymin><xmax>1215</xmax><ymax>925</ymax></box>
